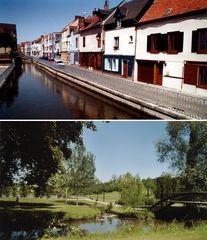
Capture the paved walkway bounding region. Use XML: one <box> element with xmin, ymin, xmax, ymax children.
<box><xmin>0</xmin><ymin>64</ymin><xmax>14</xmax><ymax>88</ymax></box>
<box><xmin>33</xmin><ymin>58</ymin><xmax>207</xmax><ymax>119</ymax></box>
<box><xmin>0</xmin><ymin>65</ymin><xmax>9</xmax><ymax>75</ymax></box>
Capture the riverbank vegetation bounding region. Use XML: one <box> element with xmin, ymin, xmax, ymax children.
<box><xmin>42</xmin><ymin>221</ymin><xmax>207</xmax><ymax>240</ymax></box>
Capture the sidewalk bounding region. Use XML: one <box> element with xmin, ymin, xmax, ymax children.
<box><xmin>33</xmin><ymin>58</ymin><xmax>207</xmax><ymax>119</ymax></box>
<box><xmin>0</xmin><ymin>63</ymin><xmax>15</xmax><ymax>88</ymax></box>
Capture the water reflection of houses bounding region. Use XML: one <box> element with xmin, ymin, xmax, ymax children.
<box><xmin>30</xmin><ymin>64</ymin><xmax>133</xmax><ymax>118</ymax></box>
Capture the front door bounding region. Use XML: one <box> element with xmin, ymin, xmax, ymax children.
<box><xmin>122</xmin><ymin>60</ymin><xmax>128</xmax><ymax>78</ymax></box>
<box><xmin>154</xmin><ymin>63</ymin><xmax>163</xmax><ymax>85</ymax></box>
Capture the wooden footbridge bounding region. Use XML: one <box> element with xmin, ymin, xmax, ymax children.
<box><xmin>149</xmin><ymin>192</ymin><xmax>207</xmax><ymax>220</ymax></box>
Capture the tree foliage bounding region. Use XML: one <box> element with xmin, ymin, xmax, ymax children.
<box><xmin>66</xmin><ymin>144</ymin><xmax>96</xmax><ymax>204</ymax></box>
<box><xmin>156</xmin><ymin>122</ymin><xmax>207</xmax><ymax>191</ymax></box>
<box><xmin>119</xmin><ymin>173</ymin><xmax>145</xmax><ymax>210</ymax></box>
<box><xmin>46</xmin><ymin>144</ymin><xmax>96</xmax><ymax>203</ymax></box>
<box><xmin>0</xmin><ymin>122</ymin><xmax>96</xmax><ymax>194</ymax></box>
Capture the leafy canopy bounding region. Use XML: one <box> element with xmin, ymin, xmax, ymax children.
<box><xmin>156</xmin><ymin>122</ymin><xmax>207</xmax><ymax>191</ymax></box>
<box><xmin>0</xmin><ymin>122</ymin><xmax>96</xmax><ymax>193</ymax></box>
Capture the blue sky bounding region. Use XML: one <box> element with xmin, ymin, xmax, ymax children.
<box><xmin>83</xmin><ymin>121</ymin><xmax>171</xmax><ymax>182</ymax></box>
<box><xmin>0</xmin><ymin>0</ymin><xmax>121</xmax><ymax>43</ymax></box>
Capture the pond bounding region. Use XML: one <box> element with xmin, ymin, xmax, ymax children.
<box><xmin>0</xmin><ymin>214</ymin><xmax>147</xmax><ymax>240</ymax></box>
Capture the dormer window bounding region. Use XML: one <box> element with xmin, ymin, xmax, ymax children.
<box><xmin>117</xmin><ymin>19</ymin><xmax>121</xmax><ymax>28</ymax></box>
<box><xmin>114</xmin><ymin>37</ymin><xmax>119</xmax><ymax>50</ymax></box>
<box><xmin>96</xmin><ymin>33</ymin><xmax>101</xmax><ymax>48</ymax></box>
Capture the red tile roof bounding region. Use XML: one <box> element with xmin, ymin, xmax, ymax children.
<box><xmin>140</xmin><ymin>0</ymin><xmax>207</xmax><ymax>23</ymax></box>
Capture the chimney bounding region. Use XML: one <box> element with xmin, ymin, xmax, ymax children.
<box><xmin>93</xmin><ymin>8</ymin><xmax>97</xmax><ymax>16</ymax></box>
<box><xmin>104</xmin><ymin>1</ymin><xmax>109</xmax><ymax>10</ymax></box>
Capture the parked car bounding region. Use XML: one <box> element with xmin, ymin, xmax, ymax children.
<box><xmin>54</xmin><ymin>58</ymin><xmax>63</xmax><ymax>64</ymax></box>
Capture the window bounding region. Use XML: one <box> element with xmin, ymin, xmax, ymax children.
<box><xmin>167</xmin><ymin>31</ymin><xmax>183</xmax><ymax>54</ymax></box>
<box><xmin>147</xmin><ymin>34</ymin><xmax>161</xmax><ymax>53</ymax></box>
<box><xmin>147</xmin><ymin>31</ymin><xmax>183</xmax><ymax>54</ymax></box>
<box><xmin>129</xmin><ymin>35</ymin><xmax>133</xmax><ymax>43</ymax></box>
<box><xmin>199</xmin><ymin>66</ymin><xmax>207</xmax><ymax>86</ymax></box>
<box><xmin>83</xmin><ymin>37</ymin><xmax>86</xmax><ymax>47</ymax></box>
<box><xmin>104</xmin><ymin>58</ymin><xmax>119</xmax><ymax>72</ymax></box>
<box><xmin>96</xmin><ymin>33</ymin><xmax>101</xmax><ymax>48</ymax></box>
<box><xmin>192</xmin><ymin>28</ymin><xmax>207</xmax><ymax>54</ymax></box>
<box><xmin>112</xmin><ymin>59</ymin><xmax>119</xmax><ymax>72</ymax></box>
<box><xmin>117</xmin><ymin>19</ymin><xmax>121</xmax><ymax>28</ymax></box>
<box><xmin>114</xmin><ymin>37</ymin><xmax>119</xmax><ymax>50</ymax></box>
<box><xmin>76</xmin><ymin>38</ymin><xmax>78</xmax><ymax>48</ymax></box>
<box><xmin>184</xmin><ymin>62</ymin><xmax>207</xmax><ymax>88</ymax></box>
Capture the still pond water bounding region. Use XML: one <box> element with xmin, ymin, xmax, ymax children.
<box><xmin>0</xmin><ymin>64</ymin><xmax>153</xmax><ymax>119</ymax></box>
<box><xmin>0</xmin><ymin>214</ymin><xmax>143</xmax><ymax>240</ymax></box>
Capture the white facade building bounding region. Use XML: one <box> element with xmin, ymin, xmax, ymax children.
<box><xmin>135</xmin><ymin>0</ymin><xmax>207</xmax><ymax>96</ymax></box>
<box><xmin>68</xmin><ymin>30</ymin><xmax>79</xmax><ymax>65</ymax></box>
<box><xmin>103</xmin><ymin>0</ymin><xmax>153</xmax><ymax>78</ymax></box>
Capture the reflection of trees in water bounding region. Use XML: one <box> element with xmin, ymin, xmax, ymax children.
<box><xmin>0</xmin><ymin>68</ymin><xmax>23</xmax><ymax>107</ymax></box>
<box><xmin>0</xmin><ymin>201</ymin><xmax>65</xmax><ymax>240</ymax></box>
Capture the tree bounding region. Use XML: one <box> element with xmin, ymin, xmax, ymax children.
<box><xmin>0</xmin><ymin>122</ymin><xmax>96</xmax><ymax>194</ymax></box>
<box><xmin>65</xmin><ymin>144</ymin><xmax>96</xmax><ymax>205</ymax></box>
<box><xmin>119</xmin><ymin>173</ymin><xmax>145</xmax><ymax>211</ymax></box>
<box><xmin>155</xmin><ymin>173</ymin><xmax>173</xmax><ymax>199</ymax></box>
<box><xmin>156</xmin><ymin>122</ymin><xmax>207</xmax><ymax>191</ymax></box>
<box><xmin>142</xmin><ymin>177</ymin><xmax>156</xmax><ymax>204</ymax></box>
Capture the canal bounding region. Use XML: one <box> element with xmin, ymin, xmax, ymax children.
<box><xmin>0</xmin><ymin>63</ymin><xmax>155</xmax><ymax>119</ymax></box>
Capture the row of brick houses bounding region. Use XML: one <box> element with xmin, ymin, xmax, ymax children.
<box><xmin>19</xmin><ymin>0</ymin><xmax>207</xmax><ymax>96</ymax></box>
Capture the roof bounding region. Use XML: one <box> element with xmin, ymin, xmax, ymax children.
<box><xmin>104</xmin><ymin>0</ymin><xmax>152</xmax><ymax>25</ymax></box>
<box><xmin>140</xmin><ymin>0</ymin><xmax>207</xmax><ymax>23</ymax></box>
<box><xmin>81</xmin><ymin>9</ymin><xmax>112</xmax><ymax>32</ymax></box>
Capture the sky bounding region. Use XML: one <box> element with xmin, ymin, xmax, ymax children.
<box><xmin>83</xmin><ymin>121</ymin><xmax>171</xmax><ymax>182</ymax></box>
<box><xmin>0</xmin><ymin>0</ymin><xmax>121</xmax><ymax>43</ymax></box>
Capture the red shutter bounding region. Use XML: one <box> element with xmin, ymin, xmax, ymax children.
<box><xmin>192</xmin><ymin>30</ymin><xmax>198</xmax><ymax>52</ymax></box>
<box><xmin>184</xmin><ymin>63</ymin><xmax>198</xmax><ymax>85</ymax></box>
<box><xmin>147</xmin><ymin>35</ymin><xmax>151</xmax><ymax>52</ymax></box>
<box><xmin>178</xmin><ymin>32</ymin><xmax>184</xmax><ymax>52</ymax></box>
<box><xmin>161</xmin><ymin>34</ymin><xmax>168</xmax><ymax>52</ymax></box>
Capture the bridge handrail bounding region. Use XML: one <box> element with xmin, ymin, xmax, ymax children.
<box><xmin>150</xmin><ymin>192</ymin><xmax>207</xmax><ymax>211</ymax></box>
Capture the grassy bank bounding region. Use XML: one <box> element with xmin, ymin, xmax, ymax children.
<box><xmin>42</xmin><ymin>222</ymin><xmax>207</xmax><ymax>240</ymax></box>
<box><xmin>0</xmin><ymin>197</ymin><xmax>101</xmax><ymax>221</ymax></box>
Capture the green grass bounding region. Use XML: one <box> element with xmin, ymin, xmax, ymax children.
<box><xmin>87</xmin><ymin>191</ymin><xmax>121</xmax><ymax>203</ymax></box>
<box><xmin>0</xmin><ymin>197</ymin><xmax>100</xmax><ymax>220</ymax></box>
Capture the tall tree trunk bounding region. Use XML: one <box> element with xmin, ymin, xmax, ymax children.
<box><xmin>186</xmin><ymin>124</ymin><xmax>199</xmax><ymax>169</ymax></box>
<box><xmin>103</xmin><ymin>192</ymin><xmax>105</xmax><ymax>202</ymax></box>
<box><xmin>76</xmin><ymin>194</ymin><xmax>79</xmax><ymax>206</ymax></box>
<box><xmin>65</xmin><ymin>188</ymin><xmax>68</xmax><ymax>204</ymax></box>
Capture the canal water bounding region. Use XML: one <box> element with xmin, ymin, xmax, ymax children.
<box><xmin>0</xmin><ymin>63</ymin><xmax>154</xmax><ymax>119</ymax></box>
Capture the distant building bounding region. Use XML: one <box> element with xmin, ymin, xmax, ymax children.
<box><xmin>67</xmin><ymin>16</ymin><xmax>84</xmax><ymax>65</ymax></box>
<box><xmin>31</xmin><ymin>37</ymin><xmax>43</xmax><ymax>58</ymax></box>
<box><xmin>61</xmin><ymin>25</ymin><xmax>69</xmax><ymax>63</ymax></box>
<box><xmin>53</xmin><ymin>32</ymin><xmax>61</xmax><ymax>61</ymax></box>
<box><xmin>79</xmin><ymin>2</ymin><xmax>111</xmax><ymax>71</ymax></box>
<box><xmin>24</xmin><ymin>41</ymin><xmax>32</xmax><ymax>56</ymax></box>
<box><xmin>0</xmin><ymin>23</ymin><xmax>17</xmax><ymax>58</ymax></box>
